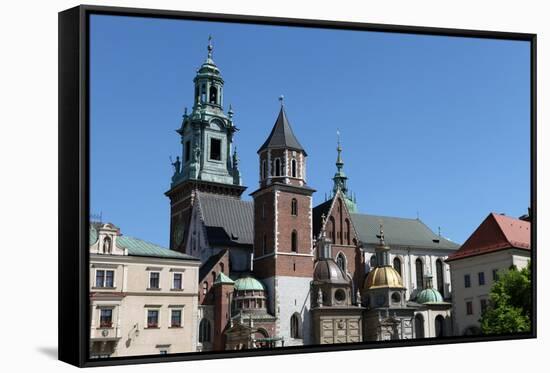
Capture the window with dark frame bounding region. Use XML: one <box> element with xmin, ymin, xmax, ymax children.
<box><xmin>436</xmin><ymin>259</ymin><xmax>444</xmax><ymax>295</ymax></box>
<box><xmin>275</xmin><ymin>158</ymin><xmax>281</xmax><ymax>176</ymax></box>
<box><xmin>478</xmin><ymin>271</ymin><xmax>485</xmax><ymax>286</ymax></box>
<box><xmin>492</xmin><ymin>269</ymin><xmax>499</xmax><ymax>281</ymax></box>
<box><xmin>199</xmin><ymin>318</ymin><xmax>211</xmax><ymax>343</ymax></box>
<box><xmin>99</xmin><ymin>308</ymin><xmax>113</xmax><ymax>328</ymax></box>
<box><xmin>480</xmin><ymin>299</ymin><xmax>488</xmax><ymax>314</ymax></box>
<box><xmin>210</xmin><ymin>138</ymin><xmax>221</xmax><ymax>161</ymax></box>
<box><xmin>149</xmin><ymin>272</ymin><xmax>160</xmax><ymax>289</ymax></box>
<box><xmin>147</xmin><ymin>310</ymin><xmax>159</xmax><ymax>328</ymax></box>
<box><xmin>173</xmin><ymin>273</ymin><xmax>183</xmax><ymax>289</ymax></box>
<box><xmin>415</xmin><ymin>259</ymin><xmax>424</xmax><ymax>289</ymax></box>
<box><xmin>105</xmin><ymin>270</ymin><xmax>114</xmax><ymax>288</ymax></box>
<box><xmin>95</xmin><ymin>270</ymin><xmax>114</xmax><ymax>288</ymax></box>
<box><xmin>291</xmin><ymin>159</ymin><xmax>297</xmax><ymax>177</ymax></box>
<box><xmin>393</xmin><ymin>257</ymin><xmax>402</xmax><ymax>276</ymax></box>
<box><xmin>95</xmin><ymin>270</ymin><xmax>105</xmax><ymax>288</ymax></box>
<box><xmin>464</xmin><ymin>274</ymin><xmax>471</xmax><ymax>288</ymax></box>
<box><xmin>466</xmin><ymin>301</ymin><xmax>473</xmax><ymax>315</ymax></box>
<box><xmin>291</xmin><ymin>230</ymin><xmax>298</xmax><ymax>252</ymax></box>
<box><xmin>171</xmin><ymin>310</ymin><xmax>182</xmax><ymax>327</ymax></box>
<box><xmin>291</xmin><ymin>198</ymin><xmax>298</xmax><ymax>216</ymax></box>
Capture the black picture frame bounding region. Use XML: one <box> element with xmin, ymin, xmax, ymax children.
<box><xmin>58</xmin><ymin>4</ymin><xmax>537</xmax><ymax>368</ymax></box>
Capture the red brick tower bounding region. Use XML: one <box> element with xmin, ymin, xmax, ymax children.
<box><xmin>251</xmin><ymin>98</ymin><xmax>315</xmax><ymax>346</ymax></box>
<box><xmin>212</xmin><ymin>273</ymin><xmax>234</xmax><ymax>350</ymax></box>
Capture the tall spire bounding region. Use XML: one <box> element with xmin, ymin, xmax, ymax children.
<box><xmin>332</xmin><ymin>130</ymin><xmax>348</xmax><ymax>195</ymax></box>
<box><xmin>207</xmin><ymin>35</ymin><xmax>213</xmax><ymax>61</ymax></box>
<box><xmin>374</xmin><ymin>223</ymin><xmax>391</xmax><ymax>267</ymax></box>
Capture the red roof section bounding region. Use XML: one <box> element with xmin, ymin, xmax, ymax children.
<box><xmin>447</xmin><ymin>213</ymin><xmax>531</xmax><ymax>262</ymax></box>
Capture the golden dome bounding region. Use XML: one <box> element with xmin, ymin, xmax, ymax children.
<box><xmin>364</xmin><ymin>266</ymin><xmax>404</xmax><ymax>289</ymax></box>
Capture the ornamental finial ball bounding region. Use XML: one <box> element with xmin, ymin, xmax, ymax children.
<box><xmin>279</xmin><ymin>95</ymin><xmax>284</xmax><ymax>106</ymax></box>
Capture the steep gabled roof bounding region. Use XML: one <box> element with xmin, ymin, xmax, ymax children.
<box><xmin>197</xmin><ymin>192</ymin><xmax>254</xmax><ymax>248</ymax></box>
<box><xmin>258</xmin><ymin>107</ymin><xmax>306</xmax><ymax>155</ymax></box>
<box><xmin>447</xmin><ymin>213</ymin><xmax>531</xmax><ymax>262</ymax></box>
<box><xmin>199</xmin><ymin>249</ymin><xmax>228</xmax><ymax>281</ymax></box>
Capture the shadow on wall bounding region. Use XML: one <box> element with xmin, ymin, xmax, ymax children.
<box><xmin>36</xmin><ymin>346</ymin><xmax>58</xmax><ymax>360</ymax></box>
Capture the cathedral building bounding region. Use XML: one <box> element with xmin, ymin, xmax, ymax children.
<box><xmin>168</xmin><ymin>39</ymin><xmax>459</xmax><ymax>350</ymax></box>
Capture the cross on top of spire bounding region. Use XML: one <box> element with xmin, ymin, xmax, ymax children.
<box><xmin>207</xmin><ymin>35</ymin><xmax>213</xmax><ymax>59</ymax></box>
<box><xmin>279</xmin><ymin>95</ymin><xmax>284</xmax><ymax>106</ymax></box>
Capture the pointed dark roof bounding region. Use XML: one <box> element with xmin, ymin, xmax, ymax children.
<box><xmin>258</xmin><ymin>107</ymin><xmax>306</xmax><ymax>155</ymax></box>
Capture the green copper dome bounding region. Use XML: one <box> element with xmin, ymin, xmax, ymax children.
<box><xmin>234</xmin><ymin>276</ymin><xmax>265</xmax><ymax>292</ymax></box>
<box><xmin>416</xmin><ymin>288</ymin><xmax>444</xmax><ymax>304</ymax></box>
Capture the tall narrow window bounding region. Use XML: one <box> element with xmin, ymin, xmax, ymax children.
<box><xmin>149</xmin><ymin>272</ymin><xmax>160</xmax><ymax>289</ymax></box>
<box><xmin>202</xmin><ymin>281</ymin><xmax>208</xmax><ymax>295</ymax></box>
<box><xmin>262</xmin><ymin>234</ymin><xmax>267</xmax><ymax>255</ymax></box>
<box><xmin>291</xmin><ymin>198</ymin><xmax>298</xmax><ymax>216</ymax></box>
<box><xmin>464</xmin><ymin>274</ymin><xmax>471</xmax><ymax>288</ymax></box>
<box><xmin>209</xmin><ymin>85</ymin><xmax>218</xmax><ymax>104</ymax></box>
<box><xmin>199</xmin><ymin>318</ymin><xmax>211</xmax><ymax>343</ymax></box>
<box><xmin>100</xmin><ymin>308</ymin><xmax>113</xmax><ymax>328</ymax></box>
<box><xmin>219</xmin><ymin>263</ymin><xmax>224</xmax><ymax>274</ymax></box>
<box><xmin>480</xmin><ymin>299</ymin><xmax>488</xmax><ymax>314</ymax></box>
<box><xmin>329</xmin><ymin>216</ymin><xmax>336</xmax><ymax>243</ymax></box>
<box><xmin>336</xmin><ymin>253</ymin><xmax>346</xmax><ymax>272</ymax></box>
<box><xmin>345</xmin><ymin>219</ymin><xmax>351</xmax><ymax>245</ymax></box>
<box><xmin>291</xmin><ymin>159</ymin><xmax>297</xmax><ymax>177</ymax></box>
<box><xmin>415</xmin><ymin>259</ymin><xmax>424</xmax><ymax>289</ymax></box>
<box><xmin>210</xmin><ymin>138</ymin><xmax>221</xmax><ymax>161</ymax></box>
<box><xmin>435</xmin><ymin>315</ymin><xmax>445</xmax><ymax>337</ymax></box>
<box><xmin>290</xmin><ymin>313</ymin><xmax>301</xmax><ymax>339</ymax></box>
<box><xmin>393</xmin><ymin>257</ymin><xmax>402</xmax><ymax>276</ymax></box>
<box><xmin>262</xmin><ymin>160</ymin><xmax>267</xmax><ymax>179</ymax></box>
<box><xmin>291</xmin><ymin>230</ymin><xmax>298</xmax><ymax>252</ymax></box>
<box><xmin>414</xmin><ymin>314</ymin><xmax>424</xmax><ymax>338</ymax></box>
<box><xmin>275</xmin><ymin>159</ymin><xmax>281</xmax><ymax>176</ymax></box>
<box><xmin>478</xmin><ymin>272</ymin><xmax>485</xmax><ymax>286</ymax></box>
<box><xmin>466</xmin><ymin>301</ymin><xmax>473</xmax><ymax>315</ymax></box>
<box><xmin>105</xmin><ymin>270</ymin><xmax>114</xmax><ymax>288</ymax></box>
<box><xmin>173</xmin><ymin>273</ymin><xmax>183</xmax><ymax>290</ymax></box>
<box><xmin>436</xmin><ymin>259</ymin><xmax>444</xmax><ymax>295</ymax></box>
<box><xmin>201</xmin><ymin>84</ymin><xmax>206</xmax><ymax>102</ymax></box>
<box><xmin>370</xmin><ymin>255</ymin><xmax>377</xmax><ymax>268</ymax></box>
<box><xmin>95</xmin><ymin>270</ymin><xmax>105</xmax><ymax>288</ymax></box>
<box><xmin>212</xmin><ymin>271</ymin><xmax>216</xmax><ymax>284</ymax></box>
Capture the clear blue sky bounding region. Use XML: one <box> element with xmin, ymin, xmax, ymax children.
<box><xmin>90</xmin><ymin>14</ymin><xmax>530</xmax><ymax>248</ymax></box>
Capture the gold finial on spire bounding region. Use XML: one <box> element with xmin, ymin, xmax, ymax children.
<box><xmin>279</xmin><ymin>95</ymin><xmax>284</xmax><ymax>107</ymax></box>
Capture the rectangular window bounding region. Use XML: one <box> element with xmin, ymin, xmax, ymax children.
<box><xmin>210</xmin><ymin>138</ymin><xmax>221</xmax><ymax>161</ymax></box>
<box><xmin>149</xmin><ymin>272</ymin><xmax>160</xmax><ymax>289</ymax></box>
<box><xmin>171</xmin><ymin>310</ymin><xmax>182</xmax><ymax>328</ymax></box>
<box><xmin>95</xmin><ymin>270</ymin><xmax>105</xmax><ymax>287</ymax></box>
<box><xmin>100</xmin><ymin>308</ymin><xmax>113</xmax><ymax>328</ymax></box>
<box><xmin>466</xmin><ymin>301</ymin><xmax>473</xmax><ymax>315</ymax></box>
<box><xmin>95</xmin><ymin>270</ymin><xmax>114</xmax><ymax>288</ymax></box>
<box><xmin>492</xmin><ymin>269</ymin><xmax>499</xmax><ymax>281</ymax></box>
<box><xmin>464</xmin><ymin>274</ymin><xmax>471</xmax><ymax>288</ymax></box>
<box><xmin>480</xmin><ymin>299</ymin><xmax>488</xmax><ymax>314</ymax></box>
<box><xmin>173</xmin><ymin>273</ymin><xmax>183</xmax><ymax>290</ymax></box>
<box><xmin>147</xmin><ymin>310</ymin><xmax>159</xmax><ymax>328</ymax></box>
<box><xmin>185</xmin><ymin>141</ymin><xmax>191</xmax><ymax>162</ymax></box>
<box><xmin>478</xmin><ymin>271</ymin><xmax>485</xmax><ymax>286</ymax></box>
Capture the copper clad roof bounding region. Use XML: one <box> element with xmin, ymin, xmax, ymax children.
<box><xmin>313</xmin><ymin>259</ymin><xmax>350</xmax><ymax>284</ymax></box>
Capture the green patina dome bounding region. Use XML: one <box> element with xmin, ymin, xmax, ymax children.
<box><xmin>234</xmin><ymin>276</ymin><xmax>265</xmax><ymax>292</ymax></box>
<box><xmin>416</xmin><ymin>288</ymin><xmax>444</xmax><ymax>304</ymax></box>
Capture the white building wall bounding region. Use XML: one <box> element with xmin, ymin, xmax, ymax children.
<box><xmin>275</xmin><ymin>276</ymin><xmax>312</xmax><ymax>346</ymax></box>
<box><xmin>449</xmin><ymin>249</ymin><xmax>530</xmax><ymax>336</ymax></box>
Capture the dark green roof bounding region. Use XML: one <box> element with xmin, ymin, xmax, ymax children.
<box><xmin>214</xmin><ymin>272</ymin><xmax>235</xmax><ymax>285</ymax></box>
<box><xmin>90</xmin><ymin>225</ymin><xmax>199</xmax><ymax>261</ymax></box>
<box><xmin>350</xmin><ymin>213</ymin><xmax>459</xmax><ymax>250</ymax></box>
<box><xmin>234</xmin><ymin>276</ymin><xmax>266</xmax><ymax>291</ymax></box>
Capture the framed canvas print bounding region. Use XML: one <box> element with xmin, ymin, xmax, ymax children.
<box><xmin>58</xmin><ymin>4</ymin><xmax>536</xmax><ymax>368</ymax></box>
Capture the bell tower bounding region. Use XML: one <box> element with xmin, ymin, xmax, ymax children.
<box><xmin>166</xmin><ymin>37</ymin><xmax>246</xmax><ymax>252</ymax></box>
<box><xmin>251</xmin><ymin>98</ymin><xmax>315</xmax><ymax>346</ymax></box>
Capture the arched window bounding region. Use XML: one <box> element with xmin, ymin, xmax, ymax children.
<box><xmin>345</xmin><ymin>219</ymin><xmax>351</xmax><ymax>245</ymax></box>
<box><xmin>416</xmin><ymin>258</ymin><xmax>424</xmax><ymax>289</ymax></box>
<box><xmin>291</xmin><ymin>159</ymin><xmax>297</xmax><ymax>177</ymax></box>
<box><xmin>291</xmin><ymin>198</ymin><xmax>298</xmax><ymax>216</ymax></box>
<box><xmin>414</xmin><ymin>314</ymin><xmax>424</xmax><ymax>339</ymax></box>
<box><xmin>290</xmin><ymin>313</ymin><xmax>301</xmax><ymax>339</ymax></box>
<box><xmin>274</xmin><ymin>159</ymin><xmax>281</xmax><ymax>177</ymax></box>
<box><xmin>102</xmin><ymin>236</ymin><xmax>112</xmax><ymax>254</ymax></box>
<box><xmin>393</xmin><ymin>257</ymin><xmax>402</xmax><ymax>276</ymax></box>
<box><xmin>209</xmin><ymin>85</ymin><xmax>218</xmax><ymax>104</ymax></box>
<box><xmin>220</xmin><ymin>262</ymin><xmax>225</xmax><ymax>274</ymax></box>
<box><xmin>329</xmin><ymin>216</ymin><xmax>336</xmax><ymax>243</ymax></box>
<box><xmin>199</xmin><ymin>318</ymin><xmax>211</xmax><ymax>343</ymax></box>
<box><xmin>212</xmin><ymin>271</ymin><xmax>217</xmax><ymax>284</ymax></box>
<box><xmin>291</xmin><ymin>230</ymin><xmax>298</xmax><ymax>252</ymax></box>
<box><xmin>435</xmin><ymin>315</ymin><xmax>445</xmax><ymax>337</ymax></box>
<box><xmin>201</xmin><ymin>84</ymin><xmax>206</xmax><ymax>103</ymax></box>
<box><xmin>202</xmin><ymin>281</ymin><xmax>208</xmax><ymax>295</ymax></box>
<box><xmin>336</xmin><ymin>253</ymin><xmax>346</xmax><ymax>272</ymax></box>
<box><xmin>436</xmin><ymin>259</ymin><xmax>444</xmax><ymax>295</ymax></box>
<box><xmin>370</xmin><ymin>255</ymin><xmax>377</xmax><ymax>268</ymax></box>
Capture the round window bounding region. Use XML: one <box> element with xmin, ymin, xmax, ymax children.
<box><xmin>391</xmin><ymin>292</ymin><xmax>401</xmax><ymax>303</ymax></box>
<box><xmin>335</xmin><ymin>289</ymin><xmax>346</xmax><ymax>303</ymax></box>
